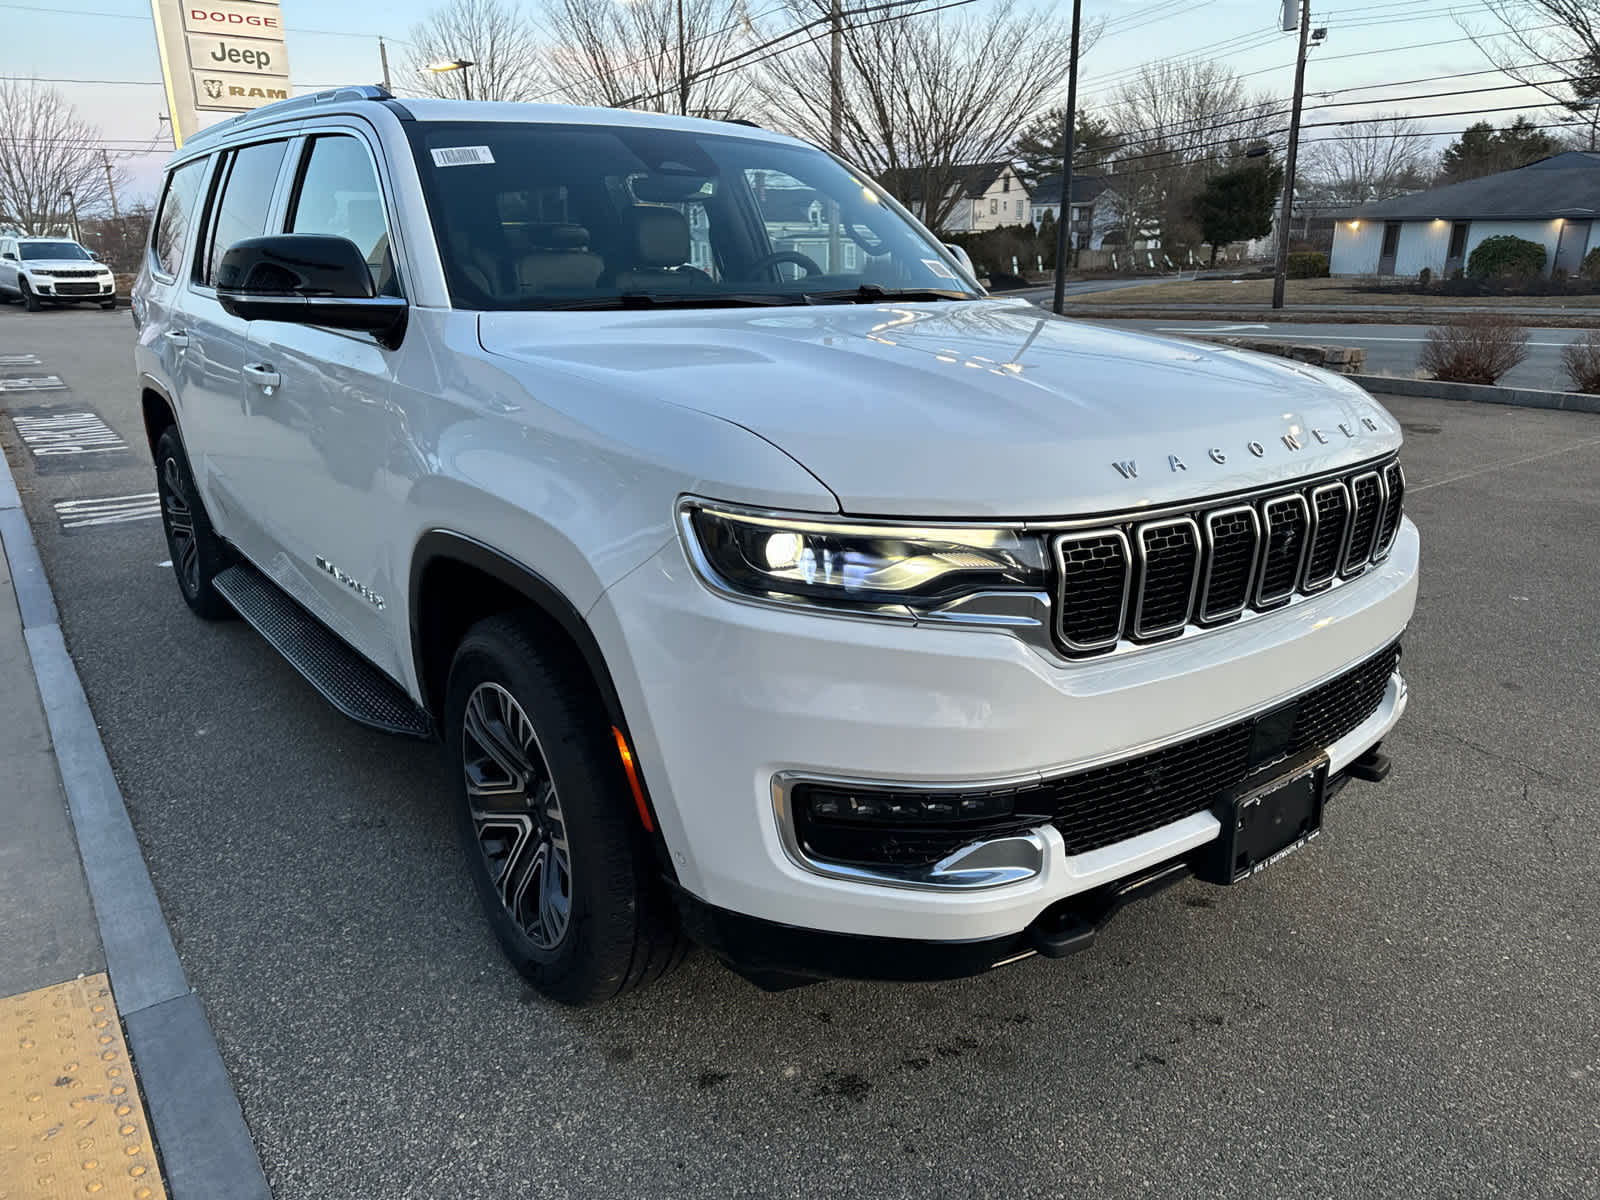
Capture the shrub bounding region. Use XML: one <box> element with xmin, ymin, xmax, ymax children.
<box><xmin>1419</xmin><ymin>314</ymin><xmax>1530</xmax><ymax>385</ymax></box>
<box><xmin>1417</xmin><ymin>267</ymin><xmax>1432</xmax><ymax>286</ymax></box>
<box><xmin>1465</xmin><ymin>234</ymin><xmax>1546</xmax><ymax>279</ymax></box>
<box><xmin>1562</xmin><ymin>330</ymin><xmax>1600</xmax><ymax>394</ymax></box>
<box><xmin>1286</xmin><ymin>251</ymin><xmax>1328</xmax><ymax>279</ymax></box>
<box><xmin>1583</xmin><ymin>247</ymin><xmax>1600</xmax><ymax>281</ymax></box>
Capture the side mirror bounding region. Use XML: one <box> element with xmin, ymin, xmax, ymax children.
<box><xmin>217</xmin><ymin>234</ymin><xmax>406</xmax><ymax>348</ymax></box>
<box><xmin>943</xmin><ymin>242</ymin><xmax>977</xmax><ymax>280</ymax></box>
<box><xmin>1</xmin><ymin>251</ymin><xmax>16</xmax><ymax>261</ymax></box>
<box><xmin>90</xmin><ymin>250</ymin><xmax>103</xmax><ymax>261</ymax></box>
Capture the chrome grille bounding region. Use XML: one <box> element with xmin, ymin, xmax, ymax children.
<box><xmin>1257</xmin><ymin>494</ymin><xmax>1311</xmax><ymax>606</ymax></box>
<box><xmin>1052</xmin><ymin>531</ymin><xmax>1131</xmax><ymax>652</ymax></box>
<box><xmin>1198</xmin><ymin>506</ymin><xmax>1259</xmax><ymax>623</ymax></box>
<box><xmin>1052</xmin><ymin>456</ymin><xmax>1403</xmax><ymax>658</ymax></box>
<box><xmin>1343</xmin><ymin>472</ymin><xmax>1382</xmax><ymax>575</ymax></box>
<box><xmin>1132</xmin><ymin>519</ymin><xmax>1200</xmax><ymax>638</ymax></box>
<box><xmin>1374</xmin><ymin>462</ymin><xmax>1405</xmax><ymax>558</ymax></box>
<box><xmin>1304</xmin><ymin>482</ymin><xmax>1352</xmax><ymax>591</ymax></box>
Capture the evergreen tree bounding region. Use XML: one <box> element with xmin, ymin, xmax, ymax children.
<box><xmin>1439</xmin><ymin>117</ymin><xmax>1561</xmax><ymax>184</ymax></box>
<box><xmin>1011</xmin><ymin>109</ymin><xmax>1122</xmax><ymax>192</ymax></box>
<box><xmin>1188</xmin><ymin>161</ymin><xmax>1283</xmax><ymax>266</ymax></box>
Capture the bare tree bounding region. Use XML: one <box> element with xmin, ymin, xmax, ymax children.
<box><xmin>403</xmin><ymin>0</ymin><xmax>546</xmax><ymax>101</ymax></box>
<box><xmin>753</xmin><ymin>0</ymin><xmax>1088</xmax><ymax>233</ymax></box>
<box><xmin>538</xmin><ymin>0</ymin><xmax>758</xmax><ymax>118</ymax></box>
<box><xmin>1301</xmin><ymin>113</ymin><xmax>1433</xmax><ymax>203</ymax></box>
<box><xmin>1465</xmin><ymin>0</ymin><xmax>1600</xmax><ymax>148</ymax></box>
<box><xmin>0</xmin><ymin>78</ymin><xmax>130</xmax><ymax>236</ymax></box>
<box><xmin>1104</xmin><ymin>60</ymin><xmax>1277</xmax><ymax>249</ymax></box>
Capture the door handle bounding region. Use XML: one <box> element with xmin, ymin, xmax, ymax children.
<box><xmin>242</xmin><ymin>362</ymin><xmax>281</xmax><ymax>390</ymax></box>
<box><xmin>163</xmin><ymin>330</ymin><xmax>189</xmax><ymax>348</ymax></box>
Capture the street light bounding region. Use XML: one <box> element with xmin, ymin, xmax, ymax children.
<box><xmin>424</xmin><ymin>58</ymin><xmax>475</xmax><ymax>100</ymax></box>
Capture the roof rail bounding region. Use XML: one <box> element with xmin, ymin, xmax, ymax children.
<box><xmin>182</xmin><ymin>85</ymin><xmax>394</xmax><ymax>151</ymax></box>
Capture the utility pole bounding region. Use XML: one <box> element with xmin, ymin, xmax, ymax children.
<box><xmin>1271</xmin><ymin>0</ymin><xmax>1311</xmax><ymax>311</ymax></box>
<box><xmin>1050</xmin><ymin>0</ymin><xmax>1084</xmax><ymax>315</ymax></box>
<box><xmin>101</xmin><ymin>150</ymin><xmax>119</xmax><ymax>220</ymax></box>
<box><xmin>379</xmin><ymin>37</ymin><xmax>392</xmax><ymax>92</ymax></box>
<box><xmin>677</xmin><ymin>0</ymin><xmax>689</xmax><ymax>116</ymax></box>
<box><xmin>62</xmin><ymin>190</ymin><xmax>82</xmax><ymax>244</ymax></box>
<box><xmin>827</xmin><ymin>0</ymin><xmax>843</xmax><ymax>273</ymax></box>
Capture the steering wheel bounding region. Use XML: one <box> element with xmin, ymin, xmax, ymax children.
<box><xmin>839</xmin><ymin>219</ymin><xmax>888</xmax><ymax>256</ymax></box>
<box><xmin>749</xmin><ymin>250</ymin><xmax>824</xmax><ymax>279</ymax></box>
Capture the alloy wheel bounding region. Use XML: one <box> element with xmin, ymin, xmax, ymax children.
<box><xmin>160</xmin><ymin>455</ymin><xmax>200</xmax><ymax>595</ymax></box>
<box><xmin>462</xmin><ymin>682</ymin><xmax>573</xmax><ymax>950</ymax></box>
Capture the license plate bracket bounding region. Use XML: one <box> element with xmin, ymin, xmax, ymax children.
<box><xmin>1199</xmin><ymin>754</ymin><xmax>1328</xmax><ymax>885</ymax></box>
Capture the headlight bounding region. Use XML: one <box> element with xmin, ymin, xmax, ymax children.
<box><xmin>27</xmin><ymin>269</ymin><xmax>50</xmax><ymax>278</ymax></box>
<box><xmin>679</xmin><ymin>499</ymin><xmax>1048</xmax><ymax>613</ymax></box>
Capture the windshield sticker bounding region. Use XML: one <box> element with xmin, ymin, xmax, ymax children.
<box><xmin>922</xmin><ymin>258</ymin><xmax>958</xmax><ymax>279</ymax></box>
<box><xmin>431</xmin><ymin>145</ymin><xmax>495</xmax><ymax>167</ymax></box>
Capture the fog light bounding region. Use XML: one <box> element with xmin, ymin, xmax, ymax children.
<box><xmin>806</xmin><ymin>786</ymin><xmax>1015</xmax><ymax>824</ymax></box>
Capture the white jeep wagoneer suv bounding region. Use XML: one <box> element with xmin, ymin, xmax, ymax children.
<box><xmin>133</xmin><ymin>86</ymin><xmax>1416</xmax><ymax>1004</ymax></box>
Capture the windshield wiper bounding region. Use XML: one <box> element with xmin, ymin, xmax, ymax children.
<box><xmin>534</xmin><ymin>292</ymin><xmax>809</xmax><ymax>311</ymax></box>
<box><xmin>801</xmin><ymin>284</ymin><xmax>973</xmax><ymax>305</ymax></box>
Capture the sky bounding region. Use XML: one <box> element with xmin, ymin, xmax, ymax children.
<box><xmin>3</xmin><ymin>0</ymin><xmax>1576</xmax><ymax>207</ymax></box>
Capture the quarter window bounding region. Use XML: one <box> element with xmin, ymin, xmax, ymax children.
<box><xmin>201</xmin><ymin>139</ymin><xmax>289</xmax><ymax>286</ymax></box>
<box><xmin>288</xmin><ymin>135</ymin><xmax>398</xmax><ymax>295</ymax></box>
<box><xmin>152</xmin><ymin>157</ymin><xmax>209</xmax><ymax>277</ymax></box>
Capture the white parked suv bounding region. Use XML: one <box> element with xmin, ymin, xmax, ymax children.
<box><xmin>132</xmin><ymin>87</ymin><xmax>1417</xmax><ymax>1004</ymax></box>
<box><xmin>0</xmin><ymin>235</ymin><xmax>118</xmax><ymax>309</ymax></box>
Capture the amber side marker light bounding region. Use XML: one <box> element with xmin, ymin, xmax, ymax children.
<box><xmin>612</xmin><ymin>726</ymin><xmax>654</xmax><ymax>832</ymax></box>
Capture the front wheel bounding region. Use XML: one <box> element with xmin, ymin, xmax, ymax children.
<box><xmin>100</xmin><ymin>299</ymin><xmax>117</xmax><ymax>310</ymax></box>
<box><xmin>445</xmin><ymin>615</ymin><xmax>688</xmax><ymax>1005</ymax></box>
<box><xmin>154</xmin><ymin>427</ymin><xmax>234</xmax><ymax>619</ymax></box>
<box><xmin>19</xmin><ymin>279</ymin><xmax>41</xmax><ymax>311</ymax></box>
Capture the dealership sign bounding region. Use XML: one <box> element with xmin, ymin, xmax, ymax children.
<box><xmin>150</xmin><ymin>0</ymin><xmax>292</xmax><ymax>144</ymax></box>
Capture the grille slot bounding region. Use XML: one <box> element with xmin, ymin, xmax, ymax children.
<box><xmin>1198</xmin><ymin>506</ymin><xmax>1260</xmax><ymax>623</ymax></box>
<box><xmin>1374</xmin><ymin>462</ymin><xmax>1405</xmax><ymax>558</ymax></box>
<box><xmin>1053</xmin><ymin>531</ymin><xmax>1131</xmax><ymax>652</ymax></box>
<box><xmin>1045</xmin><ymin>641</ymin><xmax>1400</xmax><ymax>855</ymax></box>
<box><xmin>1257</xmin><ymin>494</ymin><xmax>1311</xmax><ymax>606</ymax></box>
<box><xmin>1342</xmin><ymin>472</ymin><xmax>1382</xmax><ymax>575</ymax></box>
<box><xmin>1132</xmin><ymin>518</ymin><xmax>1200</xmax><ymax>638</ymax></box>
<box><xmin>1303</xmin><ymin>482</ymin><xmax>1351</xmax><ymax>591</ymax></box>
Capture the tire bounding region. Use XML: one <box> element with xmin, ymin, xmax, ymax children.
<box><xmin>101</xmin><ymin>299</ymin><xmax>117</xmax><ymax>310</ymax></box>
<box><xmin>445</xmin><ymin>614</ymin><xmax>688</xmax><ymax>1005</ymax></box>
<box><xmin>19</xmin><ymin>279</ymin><xmax>41</xmax><ymax>311</ymax></box>
<box><xmin>154</xmin><ymin>427</ymin><xmax>235</xmax><ymax>620</ymax></box>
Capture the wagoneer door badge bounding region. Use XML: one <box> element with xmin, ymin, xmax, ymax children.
<box><xmin>1111</xmin><ymin>416</ymin><xmax>1381</xmax><ymax>479</ymax></box>
<box><xmin>315</xmin><ymin>556</ymin><xmax>386</xmax><ymax>611</ymax></box>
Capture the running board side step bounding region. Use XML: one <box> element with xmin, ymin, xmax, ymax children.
<box><xmin>212</xmin><ymin>563</ymin><xmax>433</xmax><ymax>738</ymax></box>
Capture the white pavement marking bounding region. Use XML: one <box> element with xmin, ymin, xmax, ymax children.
<box><xmin>0</xmin><ymin>375</ymin><xmax>67</xmax><ymax>392</ymax></box>
<box><xmin>0</xmin><ymin>353</ymin><xmax>42</xmax><ymax>365</ymax></box>
<box><xmin>157</xmin><ymin>560</ymin><xmax>172</xmax><ymax>568</ymax></box>
<box><xmin>53</xmin><ymin>492</ymin><xmax>160</xmax><ymax>529</ymax></box>
<box><xmin>1154</xmin><ymin>327</ymin><xmax>1573</xmax><ymax>347</ymax></box>
<box><xmin>11</xmin><ymin>411</ymin><xmax>128</xmax><ymax>456</ymax></box>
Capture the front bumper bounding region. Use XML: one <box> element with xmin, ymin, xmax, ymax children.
<box><xmin>590</xmin><ymin>517</ymin><xmax>1418</xmax><ymax>948</ymax></box>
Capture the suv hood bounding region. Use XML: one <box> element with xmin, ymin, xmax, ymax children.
<box><xmin>478</xmin><ymin>299</ymin><xmax>1400</xmax><ymax>518</ymax></box>
<box><xmin>23</xmin><ymin>258</ymin><xmax>105</xmax><ymax>271</ymax></box>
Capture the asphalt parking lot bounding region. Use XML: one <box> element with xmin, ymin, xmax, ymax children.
<box><xmin>3</xmin><ymin>304</ymin><xmax>1598</xmax><ymax>1199</ymax></box>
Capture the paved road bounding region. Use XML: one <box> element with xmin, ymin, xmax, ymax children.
<box><xmin>4</xmin><ymin>305</ymin><xmax>1599</xmax><ymax>1199</ymax></box>
<box><xmin>1103</xmin><ymin>319</ymin><xmax>1591</xmax><ymax>392</ymax></box>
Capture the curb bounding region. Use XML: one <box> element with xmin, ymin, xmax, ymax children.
<box><xmin>1047</xmin><ymin>306</ymin><xmax>1600</xmax><ymax>330</ymax></box>
<box><xmin>0</xmin><ymin>452</ymin><xmax>271</xmax><ymax>1198</ymax></box>
<box><xmin>1350</xmin><ymin>374</ymin><xmax>1600</xmax><ymax>415</ymax></box>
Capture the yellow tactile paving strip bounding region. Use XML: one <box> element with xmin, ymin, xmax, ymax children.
<box><xmin>0</xmin><ymin>974</ymin><xmax>165</xmax><ymax>1200</ymax></box>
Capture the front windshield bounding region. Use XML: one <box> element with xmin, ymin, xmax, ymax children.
<box><xmin>406</xmin><ymin>121</ymin><xmax>980</xmax><ymax>309</ymax></box>
<box><xmin>22</xmin><ymin>241</ymin><xmax>91</xmax><ymax>261</ymax></box>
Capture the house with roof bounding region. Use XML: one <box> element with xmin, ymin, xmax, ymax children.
<box><xmin>1028</xmin><ymin>174</ymin><xmax>1126</xmax><ymax>249</ymax></box>
<box><xmin>895</xmin><ymin>161</ymin><xmax>1032</xmax><ymax>233</ymax></box>
<box><xmin>1330</xmin><ymin>151</ymin><xmax>1600</xmax><ymax>278</ymax></box>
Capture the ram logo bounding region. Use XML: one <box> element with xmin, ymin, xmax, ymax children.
<box><xmin>202</xmin><ymin>78</ymin><xmax>225</xmax><ymax>100</ymax></box>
